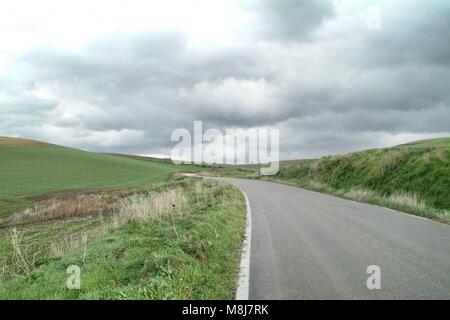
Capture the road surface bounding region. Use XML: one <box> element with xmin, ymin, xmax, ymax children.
<box><xmin>229</xmin><ymin>178</ymin><xmax>450</xmax><ymax>299</ymax></box>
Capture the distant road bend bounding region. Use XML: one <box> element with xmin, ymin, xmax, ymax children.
<box><xmin>230</xmin><ymin>178</ymin><xmax>450</xmax><ymax>299</ymax></box>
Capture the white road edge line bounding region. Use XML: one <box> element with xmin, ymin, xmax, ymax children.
<box><xmin>234</xmin><ymin>183</ymin><xmax>252</xmax><ymax>300</ymax></box>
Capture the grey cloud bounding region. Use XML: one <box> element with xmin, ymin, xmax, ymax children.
<box><xmin>1</xmin><ymin>1</ymin><xmax>449</xmax><ymax>159</ymax></box>
<box><xmin>244</xmin><ymin>0</ymin><xmax>335</xmax><ymax>41</ymax></box>
<box><xmin>356</xmin><ymin>0</ymin><xmax>450</xmax><ymax>67</ymax></box>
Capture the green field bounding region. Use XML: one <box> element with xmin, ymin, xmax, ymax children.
<box><xmin>0</xmin><ymin>138</ymin><xmax>195</xmax><ymax>224</ymax></box>
<box><xmin>0</xmin><ymin>138</ymin><xmax>245</xmax><ymax>299</ymax></box>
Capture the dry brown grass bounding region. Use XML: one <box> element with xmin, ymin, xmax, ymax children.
<box><xmin>50</xmin><ymin>233</ymin><xmax>90</xmax><ymax>258</ymax></box>
<box><xmin>48</xmin><ymin>187</ymin><xmax>190</xmax><ymax>257</ymax></box>
<box><xmin>10</xmin><ymin>195</ymin><xmax>113</xmax><ymax>224</ymax></box>
<box><xmin>6</xmin><ymin>186</ymin><xmax>191</xmax><ymax>259</ymax></box>
<box><xmin>0</xmin><ymin>136</ymin><xmax>45</xmax><ymax>145</ymax></box>
<box><xmin>344</xmin><ymin>188</ymin><xmax>377</xmax><ymax>202</ymax></box>
<box><xmin>309</xmin><ymin>161</ymin><xmax>321</xmax><ymax>174</ymax></box>
<box><xmin>385</xmin><ymin>191</ymin><xmax>426</xmax><ymax>211</ymax></box>
<box><xmin>195</xmin><ymin>180</ymin><xmax>212</xmax><ymax>204</ymax></box>
<box><xmin>422</xmin><ymin>151</ymin><xmax>433</xmax><ymax>164</ymax></box>
<box><xmin>434</xmin><ymin>148</ymin><xmax>448</xmax><ymax>164</ymax></box>
<box><xmin>112</xmin><ymin>187</ymin><xmax>188</xmax><ymax>227</ymax></box>
<box><xmin>422</xmin><ymin>148</ymin><xmax>447</xmax><ymax>165</ymax></box>
<box><xmin>0</xmin><ymin>228</ymin><xmax>38</xmax><ymax>277</ymax></box>
<box><xmin>306</xmin><ymin>179</ymin><xmax>327</xmax><ymax>190</ymax></box>
<box><xmin>381</xmin><ymin>151</ymin><xmax>406</xmax><ymax>171</ymax></box>
<box><xmin>345</xmin><ymin>188</ymin><xmax>427</xmax><ymax>213</ymax></box>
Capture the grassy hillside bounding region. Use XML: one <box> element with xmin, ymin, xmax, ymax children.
<box><xmin>0</xmin><ymin>138</ymin><xmax>180</xmax><ymax>196</ymax></box>
<box><xmin>0</xmin><ymin>137</ymin><xmax>192</xmax><ymax>223</ymax></box>
<box><xmin>273</xmin><ymin>137</ymin><xmax>450</xmax><ymax>221</ymax></box>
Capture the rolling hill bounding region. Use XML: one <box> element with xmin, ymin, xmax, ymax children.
<box><xmin>0</xmin><ymin>137</ymin><xmax>188</xmax><ymax>222</ymax></box>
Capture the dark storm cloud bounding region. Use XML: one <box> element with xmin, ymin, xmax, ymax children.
<box><xmin>354</xmin><ymin>0</ymin><xmax>450</xmax><ymax>67</ymax></box>
<box><xmin>1</xmin><ymin>30</ymin><xmax>267</xmax><ymax>152</ymax></box>
<box><xmin>1</xmin><ymin>0</ymin><xmax>449</xmax><ymax>158</ymax></box>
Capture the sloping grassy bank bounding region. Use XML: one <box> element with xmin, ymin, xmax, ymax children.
<box><xmin>0</xmin><ymin>180</ymin><xmax>246</xmax><ymax>299</ymax></box>
<box><xmin>270</xmin><ymin>138</ymin><xmax>450</xmax><ymax>222</ymax></box>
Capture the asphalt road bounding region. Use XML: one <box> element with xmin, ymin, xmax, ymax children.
<box><xmin>229</xmin><ymin>178</ymin><xmax>450</xmax><ymax>299</ymax></box>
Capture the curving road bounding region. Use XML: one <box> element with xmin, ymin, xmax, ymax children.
<box><xmin>229</xmin><ymin>178</ymin><xmax>450</xmax><ymax>299</ymax></box>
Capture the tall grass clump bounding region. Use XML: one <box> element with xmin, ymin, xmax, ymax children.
<box><xmin>10</xmin><ymin>228</ymin><xmax>36</xmax><ymax>275</ymax></box>
<box><xmin>344</xmin><ymin>187</ymin><xmax>429</xmax><ymax>217</ymax></box>
<box><xmin>1</xmin><ymin>228</ymin><xmax>38</xmax><ymax>277</ymax></box>
<box><xmin>113</xmin><ymin>188</ymin><xmax>188</xmax><ymax>227</ymax></box>
<box><xmin>344</xmin><ymin>188</ymin><xmax>377</xmax><ymax>202</ymax></box>
<box><xmin>305</xmin><ymin>179</ymin><xmax>328</xmax><ymax>191</ymax></box>
<box><xmin>50</xmin><ymin>233</ymin><xmax>90</xmax><ymax>258</ymax></box>
<box><xmin>383</xmin><ymin>191</ymin><xmax>427</xmax><ymax>214</ymax></box>
<box><xmin>435</xmin><ymin>148</ymin><xmax>448</xmax><ymax>164</ymax></box>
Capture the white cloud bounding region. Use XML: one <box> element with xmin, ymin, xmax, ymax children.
<box><xmin>181</xmin><ymin>78</ymin><xmax>281</xmax><ymax>119</ymax></box>
<box><xmin>0</xmin><ymin>0</ymin><xmax>246</xmax><ymax>70</ymax></box>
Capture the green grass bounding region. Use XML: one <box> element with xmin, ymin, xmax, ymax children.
<box><xmin>0</xmin><ymin>140</ymin><xmax>183</xmax><ymax>269</ymax></box>
<box><xmin>0</xmin><ymin>181</ymin><xmax>246</xmax><ymax>299</ymax></box>
<box><xmin>0</xmin><ymin>141</ymin><xmax>197</xmax><ymax>224</ymax></box>
<box><xmin>276</xmin><ymin>138</ymin><xmax>450</xmax><ymax>206</ymax></box>
<box><xmin>0</xmin><ymin>138</ymin><xmax>245</xmax><ymax>299</ymax></box>
<box><xmin>0</xmin><ymin>143</ymin><xmax>176</xmax><ymax>196</ymax></box>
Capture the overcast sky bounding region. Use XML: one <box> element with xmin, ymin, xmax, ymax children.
<box><xmin>1</xmin><ymin>0</ymin><xmax>449</xmax><ymax>159</ymax></box>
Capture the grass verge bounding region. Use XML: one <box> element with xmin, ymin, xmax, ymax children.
<box><xmin>0</xmin><ymin>179</ymin><xmax>246</xmax><ymax>299</ymax></box>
